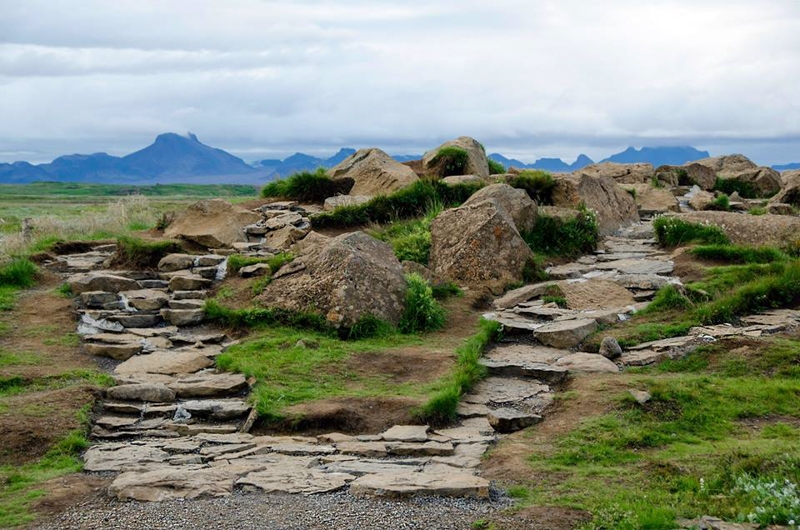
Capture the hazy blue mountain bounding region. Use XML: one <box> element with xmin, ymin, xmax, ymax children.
<box><xmin>601</xmin><ymin>146</ymin><xmax>710</xmax><ymax>166</ymax></box>
<box><xmin>488</xmin><ymin>153</ymin><xmax>594</xmax><ymax>172</ymax></box>
<box><xmin>326</xmin><ymin>148</ymin><xmax>357</xmax><ymax>166</ymax></box>
<box><xmin>44</xmin><ymin>153</ymin><xmax>127</xmax><ymax>181</ymax></box>
<box><xmin>392</xmin><ymin>154</ymin><xmax>421</xmax><ymax>163</ymax></box>
<box><xmin>256</xmin><ymin>148</ymin><xmax>359</xmax><ymax>178</ymax></box>
<box><xmin>0</xmin><ymin>161</ymin><xmax>49</xmax><ymax>183</ymax></box>
<box><xmin>774</xmin><ymin>162</ymin><xmax>800</xmax><ymax>171</ymax></box>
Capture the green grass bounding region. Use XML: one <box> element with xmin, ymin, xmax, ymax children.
<box><xmin>690</xmin><ymin>244</ymin><xmax>787</xmax><ymax>264</ymax></box>
<box><xmin>204</xmin><ymin>300</ymin><xmax>331</xmax><ymax>333</ymax></box>
<box><xmin>487</xmin><ymin>158</ymin><xmax>506</xmax><ymax>175</ymax></box>
<box><xmin>0</xmin><ymin>286</ymin><xmax>16</xmax><ymax>311</ymax></box>
<box><xmin>398</xmin><ymin>273</ymin><xmax>447</xmax><ymax>334</ymax></box>
<box><xmin>431</xmin><ymin>282</ymin><xmax>463</xmax><ymax>300</ymax></box>
<box><xmin>748</xmin><ymin>206</ymin><xmax>767</xmax><ymax>216</ymax></box>
<box><xmin>310</xmin><ymin>179</ymin><xmax>483</xmax><ymax>229</ymax></box>
<box><xmin>653</xmin><ymin>217</ymin><xmax>730</xmax><ymax>247</ymax></box>
<box><xmin>0</xmin><ymin>258</ymin><xmax>37</xmax><ymax>288</ymax></box>
<box><xmin>0</xmin><ymin>370</ymin><xmax>113</xmax><ymax>399</ymax></box>
<box><xmin>215</xmin><ymin>327</ymin><xmax>423</xmax><ymax>419</ymax></box>
<box><xmin>113</xmin><ymin>236</ymin><xmax>182</xmax><ymax>269</ymax></box>
<box><xmin>639</xmin><ymin>285</ymin><xmax>694</xmax><ymax>314</ymax></box>
<box><xmin>415</xmin><ymin>318</ymin><xmax>501</xmax><ymax>424</ymax></box>
<box><xmin>227</xmin><ymin>252</ymin><xmax>294</xmax><ymax>274</ymax></box>
<box><xmin>0</xmin><ymin>182</ymin><xmax>257</xmax><ymax>199</ymax></box>
<box><xmin>506</xmin><ymin>170</ymin><xmax>557</xmax><ymax>205</ymax></box>
<box><xmin>713</xmin><ymin>177</ymin><xmax>760</xmax><ymax>199</ymax></box>
<box><xmin>522</xmin><ymin>207</ymin><xmax>598</xmax><ymax>258</ymax></box>
<box><xmin>429</xmin><ymin>146</ymin><xmax>469</xmax><ymax>177</ymax></box>
<box><xmin>705</xmin><ymin>194</ymin><xmax>731</xmax><ymax>211</ymax></box>
<box><xmin>261</xmin><ymin>168</ymin><xmax>345</xmax><ymax>202</ymax></box>
<box><xmin>369</xmin><ymin>200</ymin><xmax>442</xmax><ymax>264</ymax></box>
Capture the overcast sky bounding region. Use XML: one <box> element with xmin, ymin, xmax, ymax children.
<box><xmin>1</xmin><ymin>0</ymin><xmax>799</xmax><ymax>165</ymax></box>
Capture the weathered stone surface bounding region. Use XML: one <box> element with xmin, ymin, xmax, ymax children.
<box><xmin>168</xmin><ymin>272</ymin><xmax>212</xmax><ymax>292</ymax></box>
<box><xmin>106</xmin><ymin>383</ymin><xmax>176</xmax><ymax>403</ymax></box>
<box><xmin>164</xmin><ymin>199</ymin><xmax>261</xmax><ymax>248</ymax></box>
<box><xmin>492</xmin><ymin>283</ymin><xmax>552</xmax><ymax>310</ymax></box>
<box><xmin>84</xmin><ymin>444</ymin><xmax>170</xmax><ymax>472</ymax></box>
<box><xmin>109</xmin><ymin>467</ymin><xmax>236</xmax><ymax>501</ymax></box>
<box><xmin>257</xmin><ymin>232</ymin><xmax>407</xmax><ymax>328</ymax></box>
<box><xmin>387</xmin><ymin>441</ymin><xmax>454</xmax><ymax>457</ymax></box>
<box><xmin>168</xmin><ymin>373</ymin><xmax>249</xmax><ymax>398</ymax></box>
<box><xmin>579</xmin><ymin>162</ymin><xmax>654</xmax><ymax>184</ymax></box>
<box><xmin>595</xmin><ymin>258</ymin><xmax>673</xmax><ymax>275</ymax></box>
<box><xmin>422</xmin><ymin>136</ymin><xmax>490</xmax><ymax>179</ymax></box>
<box><xmin>171</xmin><ymin>290</ymin><xmax>207</xmax><ymax>301</ymax></box>
<box><xmin>465</xmin><ymin>378</ymin><xmax>550</xmax><ymax>406</ymax></box>
<box><xmin>654</xmin><ymin>164</ymin><xmax>716</xmax><ymax>190</ymax></box>
<box><xmin>85</xmin><ymin>342</ymin><xmax>143</xmax><ymax>360</ymax></box>
<box><xmin>160</xmin><ymin>308</ymin><xmax>205</xmax><ymax>326</ymax></box>
<box><xmin>629</xmin><ymin>389</ymin><xmax>652</xmax><ymax>405</ymax></box>
<box><xmin>336</xmin><ymin>441</ymin><xmax>389</xmax><ymax>458</ymax></box>
<box><xmin>168</xmin><ymin>299</ymin><xmax>205</xmax><ymax>310</ymax></box>
<box><xmin>110</xmin><ymin>313</ymin><xmax>162</xmax><ymax>329</ymax></box>
<box><xmin>430</xmin><ymin>199</ymin><xmax>533</xmax><ymax>289</ymax></box>
<box><xmin>328</xmin><ymin>148</ymin><xmax>419</xmax><ymax>196</ymax></box>
<box><xmin>628</xmin><ymin>184</ymin><xmax>680</xmax><ymax>215</ymax></box>
<box><xmin>553</xmin><ymin>353</ymin><xmax>619</xmax><ymax>373</ymax></box>
<box><xmin>80</xmin><ymin>291</ymin><xmax>119</xmax><ymax>308</ymax></box>
<box><xmin>463</xmin><ymin>183</ymin><xmax>537</xmax><ymax>232</ymax></box>
<box><xmin>620</xmin><ymin>349</ymin><xmax>670</xmax><ymax>366</ymax></box>
<box><xmin>676</xmin><ymin>211</ymin><xmax>800</xmax><ymax>247</ymax></box>
<box><xmin>535</xmin><ymin>319</ymin><xmax>598</xmax><ymax>348</ymax></box>
<box><xmin>323</xmin><ymin>195</ymin><xmax>372</xmax><ymax>211</ymax></box>
<box><xmin>552</xmin><ymin>172</ymin><xmax>639</xmax><ymax>236</ymax></box>
<box><xmin>599</xmin><ymin>336</ymin><xmax>623</xmax><ymax>359</ymax></box>
<box><xmin>158</xmin><ymin>254</ymin><xmax>195</xmax><ymax>272</ymax></box>
<box><xmin>114</xmin><ymin>348</ymin><xmax>214</xmax><ymax>376</ymax></box>
<box><xmin>239</xmin><ymin>263</ymin><xmax>271</xmax><ymax>278</ymax></box>
<box><xmin>68</xmin><ymin>273</ymin><xmax>140</xmax><ymax>294</ymax></box>
<box><xmin>487</xmin><ymin>408</ymin><xmax>542</xmax><ymax>433</ymax></box>
<box><xmin>694</xmin><ymin>154</ymin><xmax>757</xmax><ymax>176</ymax></box>
<box><xmin>121</xmin><ymin>289</ymin><xmax>169</xmax><ymax>311</ymax></box>
<box><xmin>441</xmin><ymin>175</ymin><xmax>484</xmax><ymax>186</ymax></box>
<box><xmin>380</xmin><ymin>425</ymin><xmax>429</xmax><ymax>443</ymax></box>
<box><xmin>349</xmin><ymin>471</ymin><xmax>490</xmax><ymax>499</ymax></box>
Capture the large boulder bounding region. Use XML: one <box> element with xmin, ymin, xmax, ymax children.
<box><xmin>654</xmin><ymin>163</ymin><xmax>716</xmax><ymax>190</ymax></box>
<box><xmin>429</xmin><ymin>199</ymin><xmax>534</xmax><ymax>289</ymax></box>
<box><xmin>771</xmin><ymin>170</ymin><xmax>800</xmax><ymax>206</ymax></box>
<box><xmin>164</xmin><ymin>199</ymin><xmax>261</xmax><ymax>248</ymax></box>
<box><xmin>422</xmin><ymin>137</ymin><xmax>490</xmax><ymax>179</ymax></box>
<box><xmin>627</xmin><ymin>184</ymin><xmax>680</xmax><ymax>215</ymax></box>
<box><xmin>257</xmin><ymin>232</ymin><xmax>408</xmax><ymax>328</ymax></box>
<box><xmin>551</xmin><ymin>173</ymin><xmax>639</xmax><ymax>236</ymax></box>
<box><xmin>693</xmin><ymin>154</ymin><xmax>782</xmax><ymax>197</ymax></box>
<box><xmin>694</xmin><ymin>154</ymin><xmax>757</xmax><ymax>177</ymax></box>
<box><xmin>67</xmin><ymin>272</ymin><xmax>140</xmax><ymax>294</ymax></box>
<box><xmin>578</xmin><ymin>162</ymin><xmax>654</xmax><ymax>184</ymax></box>
<box><xmin>327</xmin><ymin>148</ymin><xmax>419</xmax><ymax>196</ymax></box>
<box><xmin>463</xmin><ymin>183</ymin><xmax>537</xmax><ymax>232</ymax></box>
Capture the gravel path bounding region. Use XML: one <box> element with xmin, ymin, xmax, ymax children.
<box><xmin>36</xmin><ymin>490</ymin><xmax>512</xmax><ymax>530</ymax></box>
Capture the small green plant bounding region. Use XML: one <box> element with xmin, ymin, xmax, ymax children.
<box><xmin>690</xmin><ymin>244</ymin><xmax>786</xmax><ymax>264</ymax></box>
<box><xmin>430</xmin><ymin>146</ymin><xmax>469</xmax><ymax>176</ymax></box>
<box><xmin>251</xmin><ymin>275</ymin><xmax>272</xmax><ymax>296</ymax></box>
<box><xmin>399</xmin><ymin>273</ymin><xmax>446</xmax><ymax>334</ymax></box>
<box><xmin>713</xmin><ymin>177</ymin><xmax>760</xmax><ymax>199</ymax></box>
<box><xmin>113</xmin><ymin>236</ymin><xmax>182</xmax><ymax>269</ymax></box>
<box><xmin>748</xmin><ymin>207</ymin><xmax>767</xmax><ymax>216</ymax></box>
<box><xmin>507</xmin><ymin>170</ymin><xmax>557</xmax><ymax>205</ymax></box>
<box><xmin>641</xmin><ymin>285</ymin><xmax>693</xmax><ymax>313</ymax></box>
<box><xmin>55</xmin><ymin>283</ymin><xmax>72</xmax><ymax>298</ymax></box>
<box><xmin>733</xmin><ymin>475</ymin><xmax>800</xmax><ymax>526</ymax></box>
<box><xmin>487</xmin><ymin>158</ymin><xmax>506</xmax><ymax>175</ymax></box>
<box><xmin>522</xmin><ymin>207</ymin><xmax>598</xmax><ymax>258</ymax></box>
<box><xmin>261</xmin><ymin>167</ymin><xmax>344</xmax><ymax>202</ymax></box>
<box><xmin>346</xmin><ymin>315</ymin><xmax>396</xmax><ymax>340</ymax></box>
<box><xmin>674</xmin><ymin>168</ymin><xmax>692</xmax><ymax>186</ymax></box>
<box><xmin>0</xmin><ymin>258</ymin><xmax>37</xmax><ymax>288</ymax></box>
<box><xmin>371</xmin><ymin>200</ymin><xmax>442</xmax><ymax>264</ymax></box>
<box><xmin>624</xmin><ymin>187</ymin><xmax>637</xmax><ymax>199</ymax></box>
<box><xmin>653</xmin><ymin>217</ymin><xmax>729</xmax><ymax>247</ymax></box>
<box><xmin>431</xmin><ymin>281</ymin><xmax>463</xmax><ymax>300</ymax></box>
<box><xmin>228</xmin><ymin>252</ymin><xmax>293</xmax><ymax>274</ymax></box>
<box><xmin>705</xmin><ymin>194</ymin><xmax>731</xmax><ymax>211</ymax></box>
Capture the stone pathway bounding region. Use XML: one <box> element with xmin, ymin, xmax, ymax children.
<box><xmin>45</xmin><ymin>216</ymin><xmax>800</xmax><ymax>505</ymax></box>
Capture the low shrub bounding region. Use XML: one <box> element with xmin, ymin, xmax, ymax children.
<box><xmin>653</xmin><ymin>217</ymin><xmax>730</xmax><ymax>247</ymax></box>
<box><xmin>371</xmin><ymin>200</ymin><xmax>442</xmax><ymax>264</ymax></box>
<box><xmin>429</xmin><ymin>146</ymin><xmax>469</xmax><ymax>177</ymax></box>
<box><xmin>641</xmin><ymin>286</ymin><xmax>694</xmax><ymax>313</ymax></box>
<box><xmin>0</xmin><ymin>258</ymin><xmax>37</xmax><ymax>288</ymax></box>
<box><xmin>416</xmin><ymin>319</ymin><xmax>501</xmax><ymax>424</ymax></box>
<box><xmin>346</xmin><ymin>315</ymin><xmax>396</xmax><ymax>340</ymax></box>
<box><xmin>748</xmin><ymin>207</ymin><xmax>767</xmax><ymax>216</ymax></box>
<box><xmin>431</xmin><ymin>281</ymin><xmax>463</xmax><ymax>300</ymax></box>
<box><xmin>227</xmin><ymin>252</ymin><xmax>294</xmax><ymax>274</ymax></box>
<box><xmin>204</xmin><ymin>299</ymin><xmax>330</xmax><ymax>332</ymax></box>
<box><xmin>113</xmin><ymin>236</ymin><xmax>182</xmax><ymax>269</ymax></box>
<box><xmin>507</xmin><ymin>170</ymin><xmax>557</xmax><ymax>205</ymax></box>
<box><xmin>261</xmin><ymin>168</ymin><xmax>345</xmax><ymax>202</ymax></box>
<box><xmin>310</xmin><ymin>179</ymin><xmax>483</xmax><ymax>229</ymax></box>
<box><xmin>713</xmin><ymin>177</ymin><xmax>760</xmax><ymax>199</ymax></box>
<box><xmin>399</xmin><ymin>273</ymin><xmax>446</xmax><ymax>334</ymax></box>
<box><xmin>487</xmin><ymin>158</ymin><xmax>506</xmax><ymax>175</ymax></box>
<box><xmin>704</xmin><ymin>194</ymin><xmax>731</xmax><ymax>211</ymax></box>
<box><xmin>522</xmin><ymin>207</ymin><xmax>598</xmax><ymax>258</ymax></box>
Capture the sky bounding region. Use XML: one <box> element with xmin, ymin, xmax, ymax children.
<box><xmin>1</xmin><ymin>0</ymin><xmax>799</xmax><ymax>166</ymax></box>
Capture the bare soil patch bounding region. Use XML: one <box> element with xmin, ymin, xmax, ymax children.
<box><xmin>272</xmin><ymin>396</ymin><xmax>422</xmax><ymax>434</ymax></box>
<box><xmin>30</xmin><ymin>475</ymin><xmax>111</xmax><ymax>521</ymax></box>
<box><xmin>561</xmin><ymin>279</ymin><xmax>634</xmax><ymax>310</ymax></box>
<box><xmin>345</xmin><ymin>348</ymin><xmax>452</xmax><ymax>385</ymax></box>
<box><xmin>488</xmin><ymin>506</ymin><xmax>592</xmax><ymax>530</ymax></box>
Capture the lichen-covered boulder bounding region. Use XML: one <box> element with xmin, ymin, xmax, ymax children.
<box><xmin>422</xmin><ymin>137</ymin><xmax>490</xmax><ymax>179</ymax></box>
<box><xmin>429</xmin><ymin>199</ymin><xmax>533</xmax><ymax>289</ymax></box>
<box><xmin>771</xmin><ymin>170</ymin><xmax>800</xmax><ymax>207</ymax></box>
<box><xmin>578</xmin><ymin>162</ymin><xmax>654</xmax><ymax>184</ymax></box>
<box><xmin>551</xmin><ymin>173</ymin><xmax>639</xmax><ymax>236</ymax></box>
<box><xmin>463</xmin><ymin>183</ymin><xmax>537</xmax><ymax>232</ymax></box>
<box><xmin>654</xmin><ymin>163</ymin><xmax>716</xmax><ymax>190</ymax></box>
<box><xmin>327</xmin><ymin>148</ymin><xmax>419</xmax><ymax>196</ymax></box>
<box><xmin>257</xmin><ymin>232</ymin><xmax>407</xmax><ymax>328</ymax></box>
<box><xmin>164</xmin><ymin>199</ymin><xmax>261</xmax><ymax>248</ymax></box>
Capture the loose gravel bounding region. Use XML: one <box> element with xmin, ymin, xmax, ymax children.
<box><xmin>35</xmin><ymin>489</ymin><xmax>513</xmax><ymax>530</ymax></box>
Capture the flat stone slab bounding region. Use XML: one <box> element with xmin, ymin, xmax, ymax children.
<box><xmin>534</xmin><ymin>318</ymin><xmax>598</xmax><ymax>348</ymax></box>
<box><xmin>238</xmin><ymin>466</ymin><xmax>354</xmax><ymax>495</ymax></box>
<box><xmin>181</xmin><ymin>399</ymin><xmax>251</xmax><ymax>420</ymax></box>
<box><xmin>487</xmin><ymin>408</ymin><xmax>542</xmax><ymax>433</ymax></box>
<box><xmin>349</xmin><ymin>471</ymin><xmax>490</xmax><ymax>499</ymax></box>
<box><xmin>380</xmin><ymin>425</ymin><xmax>429</xmax><ymax>443</ymax></box>
<box><xmin>481</xmin><ymin>312</ymin><xmax>542</xmax><ymax>333</ymax></box>
<box><xmin>464</xmin><ymin>378</ymin><xmax>550</xmax><ymax>406</ymax></box>
<box><xmin>594</xmin><ymin>259</ymin><xmax>674</xmax><ymax>275</ymax></box>
<box><xmin>161</xmin><ymin>308</ymin><xmax>205</xmax><ymax>326</ymax></box>
<box><xmin>169</xmin><ymin>372</ymin><xmax>248</xmax><ymax>398</ymax></box>
<box><xmin>479</xmin><ymin>358</ymin><xmax>568</xmax><ymax>384</ymax></box>
<box><xmin>114</xmin><ymin>348</ymin><xmax>215</xmax><ymax>376</ymax></box>
<box><xmin>492</xmin><ymin>283</ymin><xmax>552</xmax><ymax>310</ymax></box>
<box><xmin>109</xmin><ymin>467</ymin><xmax>236</xmax><ymax>501</ymax></box>
<box><xmin>106</xmin><ymin>383</ymin><xmax>176</xmax><ymax>403</ymax></box>
<box><xmin>620</xmin><ymin>349</ymin><xmax>671</xmax><ymax>366</ymax></box>
<box><xmin>85</xmin><ymin>342</ymin><xmax>143</xmax><ymax>360</ymax></box>
<box><xmin>553</xmin><ymin>353</ymin><xmax>619</xmax><ymax>373</ymax></box>
<box><xmin>84</xmin><ymin>444</ymin><xmax>170</xmax><ymax>472</ymax></box>
<box><xmin>318</xmin><ymin>460</ymin><xmax>424</xmax><ymax>477</ymax></box>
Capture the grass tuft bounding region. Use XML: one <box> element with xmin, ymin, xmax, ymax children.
<box><xmin>713</xmin><ymin>177</ymin><xmax>760</xmax><ymax>199</ymax></box>
<box><xmin>653</xmin><ymin>217</ymin><xmax>730</xmax><ymax>247</ymax></box>
<box><xmin>261</xmin><ymin>168</ymin><xmax>345</xmax><ymax>202</ymax></box>
<box><xmin>430</xmin><ymin>146</ymin><xmax>469</xmax><ymax>176</ymax></box>
<box><xmin>487</xmin><ymin>158</ymin><xmax>506</xmax><ymax>175</ymax></box>
<box><xmin>690</xmin><ymin>244</ymin><xmax>787</xmax><ymax>264</ymax></box>
<box><xmin>113</xmin><ymin>236</ymin><xmax>182</xmax><ymax>269</ymax></box>
<box><xmin>522</xmin><ymin>206</ymin><xmax>598</xmax><ymax>258</ymax></box>
<box><xmin>0</xmin><ymin>258</ymin><xmax>37</xmax><ymax>288</ymax></box>
<box><xmin>399</xmin><ymin>273</ymin><xmax>447</xmax><ymax>334</ymax></box>
<box><xmin>507</xmin><ymin>170</ymin><xmax>556</xmax><ymax>205</ymax></box>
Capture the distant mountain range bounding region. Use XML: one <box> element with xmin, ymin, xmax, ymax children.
<box><xmin>774</xmin><ymin>162</ymin><xmax>800</xmax><ymax>171</ymax></box>
<box><xmin>0</xmin><ymin>133</ymin><xmax>795</xmax><ymax>185</ymax></box>
<box><xmin>488</xmin><ymin>146</ymin><xmax>712</xmax><ymax>172</ymax></box>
